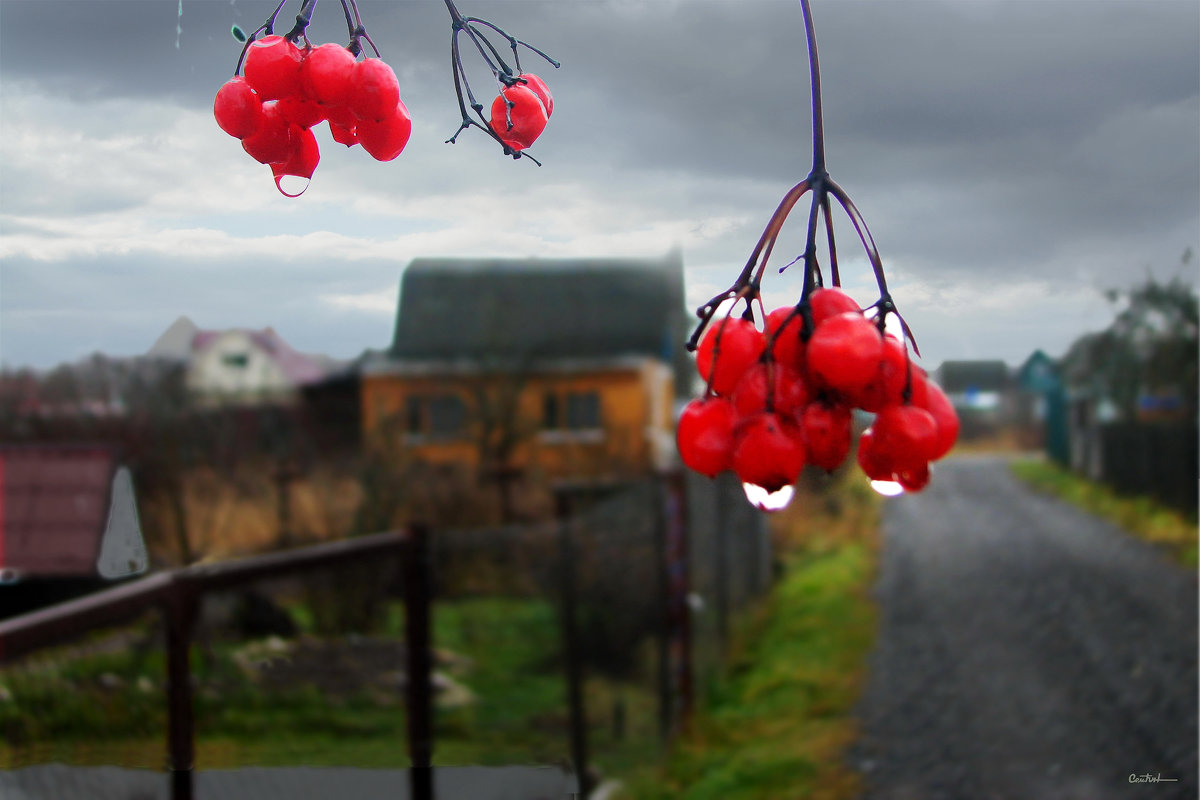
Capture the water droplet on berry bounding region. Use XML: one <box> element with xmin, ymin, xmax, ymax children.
<box><xmin>742</xmin><ymin>482</ymin><xmax>795</xmax><ymax>512</ymax></box>
<box><xmin>274</xmin><ymin>174</ymin><xmax>311</xmax><ymax>197</ymax></box>
<box><xmin>869</xmin><ymin>479</ymin><xmax>905</xmax><ymax>497</ymax></box>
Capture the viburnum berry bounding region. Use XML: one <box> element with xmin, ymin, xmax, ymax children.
<box><xmin>856</xmin><ymin>428</ymin><xmax>895</xmax><ymax>482</ymax></box>
<box><xmin>871</xmin><ymin>404</ymin><xmax>939</xmax><ymax>473</ymax></box>
<box><xmin>800</xmin><ymin>400</ymin><xmax>853</xmax><ymax>473</ymax></box>
<box><xmin>357</xmin><ymin>102</ymin><xmax>413</xmax><ymax>161</ymax></box>
<box><xmin>897</xmin><ymin>463</ymin><xmax>932</xmax><ymax>492</ymax></box>
<box><xmin>696</xmin><ymin>317</ymin><xmax>766</xmax><ymax>396</ymax></box>
<box><xmin>915</xmin><ymin>378</ymin><xmax>960</xmax><ymax>459</ymax></box>
<box><xmin>519</xmin><ymin>73</ymin><xmax>554</xmax><ymax>117</ymax></box>
<box><xmin>348</xmin><ymin>58</ymin><xmax>401</xmax><ymax>122</ymax></box>
<box><xmin>329</xmin><ymin>121</ymin><xmax>358</xmax><ymax>147</ymax></box>
<box><xmin>241</xmin><ymin>102</ymin><xmax>294</xmax><ymax>165</ymax></box>
<box><xmin>277</xmin><ymin>95</ymin><xmax>326</xmax><ymax>130</ymax></box>
<box><xmin>677</xmin><ymin>397</ymin><xmax>737</xmax><ymax>478</ymax></box>
<box><xmin>271</xmin><ymin>126</ymin><xmax>321</xmax><ymax>196</ymax></box>
<box><xmin>851</xmin><ymin>334</ymin><xmax>909</xmax><ymax>412</ymax></box>
<box><xmin>806</xmin><ymin>311</ymin><xmax>884</xmax><ymax>395</ymax></box>
<box><xmin>243</xmin><ymin>35</ymin><xmax>305</xmax><ymax>101</ymax></box>
<box><xmin>764</xmin><ymin>306</ymin><xmax>805</xmax><ymax>370</ymax></box>
<box><xmin>490</xmin><ymin>84</ymin><xmax>549</xmax><ymax>152</ymax></box>
<box><xmin>214</xmin><ymin>76</ymin><xmax>263</xmax><ymax>139</ymax></box>
<box><xmin>303</xmin><ymin>43</ymin><xmax>358</xmax><ymax>106</ymax></box>
<box><xmin>732</xmin><ymin>362</ymin><xmax>810</xmax><ymax>418</ymax></box>
<box><xmin>732</xmin><ymin>413</ymin><xmax>806</xmax><ymax>493</ymax></box>
<box><xmin>809</xmin><ymin>286</ymin><xmax>861</xmax><ymax>327</ymax></box>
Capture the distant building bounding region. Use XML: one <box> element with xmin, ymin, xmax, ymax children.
<box><xmin>361</xmin><ymin>252</ymin><xmax>690</xmax><ymax>480</ymax></box>
<box><xmin>932</xmin><ymin>360</ymin><xmax>1014</xmax><ymax>439</ymax></box>
<box><xmin>0</xmin><ymin>444</ymin><xmax>148</xmax><ymax>618</ymax></box>
<box><xmin>186</xmin><ymin>327</ymin><xmax>328</xmax><ymax>408</ymax></box>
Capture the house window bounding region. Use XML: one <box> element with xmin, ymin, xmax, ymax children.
<box><xmin>542</xmin><ymin>389</ymin><xmax>603</xmax><ymax>433</ymax></box>
<box><xmin>405</xmin><ymin>393</ymin><xmax>467</xmax><ymax>440</ymax></box>
<box><xmin>429</xmin><ymin>394</ymin><xmax>466</xmax><ymax>436</ymax></box>
<box><xmin>222</xmin><ymin>352</ymin><xmax>249</xmax><ymax>368</ymax></box>
<box><xmin>566</xmin><ymin>392</ymin><xmax>601</xmax><ymax>430</ymax></box>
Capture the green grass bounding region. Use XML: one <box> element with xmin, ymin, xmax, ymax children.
<box><xmin>0</xmin><ymin>594</ymin><xmax>659</xmax><ymax>774</ymax></box>
<box><xmin>1</xmin><ymin>471</ymin><xmax>882</xmax><ymax>792</ymax></box>
<box><xmin>614</xmin><ymin>468</ymin><xmax>880</xmax><ymax>800</ymax></box>
<box><xmin>1010</xmin><ymin>457</ymin><xmax>1198</xmax><ymax>569</ymax></box>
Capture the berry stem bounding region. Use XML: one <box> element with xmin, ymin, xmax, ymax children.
<box><xmin>800</xmin><ymin>0</ymin><xmax>826</xmax><ymax>174</ymax></box>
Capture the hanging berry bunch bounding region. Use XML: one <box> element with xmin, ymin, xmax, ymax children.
<box><xmin>441</xmin><ymin>0</ymin><xmax>560</xmax><ymax>164</ymax></box>
<box><xmin>213</xmin><ymin>0</ymin><xmax>559</xmax><ymax>196</ymax></box>
<box><xmin>213</xmin><ymin>0</ymin><xmax>412</xmax><ymax>196</ymax></box>
<box><xmin>676</xmin><ymin>0</ymin><xmax>959</xmax><ymax>511</ymax></box>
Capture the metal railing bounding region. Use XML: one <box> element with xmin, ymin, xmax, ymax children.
<box><xmin>0</xmin><ymin>527</ymin><xmax>433</xmax><ymax>800</ymax></box>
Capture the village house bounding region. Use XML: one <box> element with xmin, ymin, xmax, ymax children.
<box><xmin>185</xmin><ymin>326</ymin><xmax>328</xmax><ymax>408</ymax></box>
<box><xmin>360</xmin><ymin>251</ymin><xmax>690</xmax><ymax>483</ymax></box>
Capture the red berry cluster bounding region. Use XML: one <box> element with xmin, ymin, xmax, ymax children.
<box><xmin>677</xmin><ymin>286</ymin><xmax>960</xmax><ymax>501</ymax></box>
<box><xmin>214</xmin><ymin>36</ymin><xmax>410</xmax><ymax>196</ymax></box>
<box><xmin>488</xmin><ymin>74</ymin><xmax>554</xmax><ymax>152</ymax></box>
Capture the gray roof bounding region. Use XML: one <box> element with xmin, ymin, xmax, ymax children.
<box><xmin>386</xmin><ymin>251</ymin><xmax>691</xmax><ymax>390</ymax></box>
<box><xmin>935</xmin><ymin>360</ymin><xmax>1011</xmax><ymax>393</ymax></box>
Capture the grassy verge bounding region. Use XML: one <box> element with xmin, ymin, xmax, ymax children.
<box><xmin>615</xmin><ymin>468</ymin><xmax>881</xmax><ymax>800</ymax></box>
<box><xmin>1010</xmin><ymin>457</ymin><xmax>1198</xmax><ymax>569</ymax></box>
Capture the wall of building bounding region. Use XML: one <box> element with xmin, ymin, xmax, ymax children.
<box><xmin>360</xmin><ymin>359</ymin><xmax>675</xmax><ymax>478</ymax></box>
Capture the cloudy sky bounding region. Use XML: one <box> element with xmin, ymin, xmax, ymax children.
<box><xmin>1</xmin><ymin>0</ymin><xmax>1197</xmax><ymax>372</ymax></box>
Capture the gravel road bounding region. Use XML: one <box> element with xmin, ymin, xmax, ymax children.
<box><xmin>852</xmin><ymin>454</ymin><xmax>1198</xmax><ymax>800</ymax></box>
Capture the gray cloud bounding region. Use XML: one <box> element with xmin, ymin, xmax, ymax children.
<box><xmin>1</xmin><ymin>0</ymin><xmax>1197</xmax><ymax>369</ymax></box>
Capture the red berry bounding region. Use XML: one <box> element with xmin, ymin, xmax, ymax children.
<box><xmin>809</xmin><ymin>287</ymin><xmax>861</xmax><ymax>327</ymax></box>
<box><xmin>851</xmin><ymin>334</ymin><xmax>909</xmax><ymax>412</ymax></box>
<box><xmin>348</xmin><ymin>58</ymin><xmax>400</xmax><ymax>122</ymax></box>
<box><xmin>241</xmin><ymin>102</ymin><xmax>293</xmax><ymax>165</ymax></box>
<box><xmin>243</xmin><ymin>35</ymin><xmax>304</xmax><ymax>101</ymax></box>
<box><xmin>915</xmin><ymin>379</ymin><xmax>959</xmax><ymax>459</ymax></box>
<box><xmin>732</xmin><ymin>413</ymin><xmax>806</xmax><ymax>493</ymax></box>
<box><xmin>271</xmin><ymin>126</ymin><xmax>320</xmax><ymax>197</ymax></box>
<box><xmin>277</xmin><ymin>96</ymin><xmax>326</xmax><ymax>129</ymax></box>
<box><xmin>871</xmin><ymin>404</ymin><xmax>939</xmax><ymax>473</ymax></box>
<box><xmin>357</xmin><ymin>101</ymin><xmax>412</xmax><ymax>161</ymax></box>
<box><xmin>329</xmin><ymin>121</ymin><xmax>358</xmax><ymax>147</ymax></box>
<box><xmin>800</xmin><ymin>401</ymin><xmax>853</xmax><ymax>472</ymax></box>
<box><xmin>696</xmin><ymin>317</ymin><xmax>767</xmax><ymax>396</ymax></box>
<box><xmin>731</xmin><ymin>362</ymin><xmax>809</xmax><ymax>419</ymax></box>
<box><xmin>519</xmin><ymin>73</ymin><xmax>554</xmax><ymax>117</ymax></box>
<box><xmin>489</xmin><ymin>84</ymin><xmax>549</xmax><ymax>151</ymax></box>
<box><xmin>303</xmin><ymin>43</ymin><xmax>357</xmax><ymax>106</ymax></box>
<box><xmin>856</xmin><ymin>428</ymin><xmax>896</xmax><ymax>481</ymax></box>
<box><xmin>764</xmin><ymin>306</ymin><xmax>805</xmax><ymax>370</ymax></box>
<box><xmin>897</xmin><ymin>463</ymin><xmax>931</xmax><ymax>492</ymax></box>
<box><xmin>677</xmin><ymin>397</ymin><xmax>737</xmax><ymax>478</ymax></box>
<box><xmin>214</xmin><ymin>76</ymin><xmax>263</xmax><ymax>139</ymax></box>
<box><xmin>806</xmin><ymin>312</ymin><xmax>884</xmax><ymax>395</ymax></box>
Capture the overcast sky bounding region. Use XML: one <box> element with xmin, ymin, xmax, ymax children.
<box><xmin>2</xmin><ymin>0</ymin><xmax>1197</xmax><ymax>372</ymax></box>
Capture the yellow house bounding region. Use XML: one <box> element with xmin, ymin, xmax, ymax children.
<box><xmin>361</xmin><ymin>252</ymin><xmax>690</xmax><ymax>482</ymax></box>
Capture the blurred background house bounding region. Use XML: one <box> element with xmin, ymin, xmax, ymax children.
<box><xmin>185</xmin><ymin>326</ymin><xmax>329</xmax><ymax>409</ymax></box>
<box><xmin>360</xmin><ymin>251</ymin><xmax>689</xmax><ymax>521</ymax></box>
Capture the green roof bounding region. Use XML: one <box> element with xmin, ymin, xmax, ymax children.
<box><xmin>387</xmin><ymin>252</ymin><xmax>691</xmax><ymax>390</ymax></box>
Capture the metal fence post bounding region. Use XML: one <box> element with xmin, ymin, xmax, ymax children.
<box><xmin>164</xmin><ymin>580</ymin><xmax>198</xmax><ymax>800</ymax></box>
<box><xmin>404</xmin><ymin>524</ymin><xmax>434</xmax><ymax>800</ymax></box>
<box><xmin>554</xmin><ymin>491</ymin><xmax>590</xmax><ymax>799</ymax></box>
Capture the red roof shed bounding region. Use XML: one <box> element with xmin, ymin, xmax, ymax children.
<box><xmin>0</xmin><ymin>445</ymin><xmax>147</xmax><ymax>583</ymax></box>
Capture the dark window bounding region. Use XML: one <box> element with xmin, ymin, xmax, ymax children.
<box><xmin>405</xmin><ymin>396</ymin><xmax>423</xmax><ymax>435</ymax></box>
<box><xmin>221</xmin><ymin>352</ymin><xmax>249</xmax><ymax>368</ymax></box>
<box><xmin>565</xmin><ymin>391</ymin><xmax>601</xmax><ymax>430</ymax></box>
<box><xmin>428</xmin><ymin>394</ymin><xmax>466</xmax><ymax>437</ymax></box>
<box><xmin>543</xmin><ymin>392</ymin><xmax>560</xmax><ymax>430</ymax></box>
